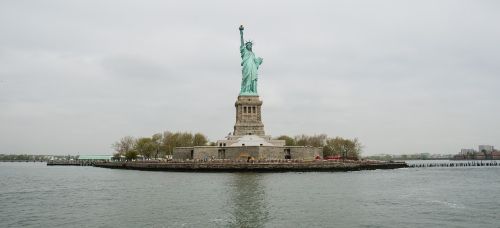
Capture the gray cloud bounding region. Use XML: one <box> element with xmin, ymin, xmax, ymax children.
<box><xmin>1</xmin><ymin>0</ymin><xmax>499</xmax><ymax>155</ymax></box>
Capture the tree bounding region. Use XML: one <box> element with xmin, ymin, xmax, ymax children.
<box><xmin>112</xmin><ymin>136</ymin><xmax>135</xmax><ymax>156</ymax></box>
<box><xmin>177</xmin><ymin>132</ymin><xmax>194</xmax><ymax>147</ymax></box>
<box><xmin>162</xmin><ymin>131</ymin><xmax>206</xmax><ymax>155</ymax></box>
<box><xmin>162</xmin><ymin>131</ymin><xmax>178</xmax><ymax>155</ymax></box>
<box><xmin>295</xmin><ymin>134</ymin><xmax>309</xmax><ymax>146</ymax></box>
<box><xmin>323</xmin><ymin>137</ymin><xmax>362</xmax><ymax>160</ymax></box>
<box><xmin>135</xmin><ymin>137</ymin><xmax>156</xmax><ymax>159</ymax></box>
<box><xmin>125</xmin><ymin>150</ymin><xmax>138</xmax><ymax>161</ymax></box>
<box><xmin>323</xmin><ymin>139</ymin><xmax>336</xmax><ymax>157</ymax></box>
<box><xmin>345</xmin><ymin>138</ymin><xmax>362</xmax><ymax>159</ymax></box>
<box><xmin>151</xmin><ymin>133</ymin><xmax>163</xmax><ymax>159</ymax></box>
<box><xmin>308</xmin><ymin>134</ymin><xmax>327</xmax><ymax>147</ymax></box>
<box><xmin>324</xmin><ymin>138</ymin><xmax>339</xmax><ymax>157</ymax></box>
<box><xmin>294</xmin><ymin>134</ymin><xmax>327</xmax><ymax>147</ymax></box>
<box><xmin>112</xmin><ymin>153</ymin><xmax>121</xmax><ymax>161</ymax></box>
<box><xmin>276</xmin><ymin>135</ymin><xmax>296</xmax><ymax>146</ymax></box>
<box><xmin>193</xmin><ymin>133</ymin><xmax>208</xmax><ymax>146</ymax></box>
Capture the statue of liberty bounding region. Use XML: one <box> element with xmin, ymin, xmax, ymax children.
<box><xmin>239</xmin><ymin>25</ymin><xmax>263</xmax><ymax>96</ymax></box>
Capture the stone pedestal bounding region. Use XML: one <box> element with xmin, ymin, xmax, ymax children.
<box><xmin>233</xmin><ymin>95</ymin><xmax>265</xmax><ymax>136</ymax></box>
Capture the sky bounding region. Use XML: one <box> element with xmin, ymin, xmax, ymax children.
<box><xmin>1</xmin><ymin>0</ymin><xmax>499</xmax><ymax>155</ymax></box>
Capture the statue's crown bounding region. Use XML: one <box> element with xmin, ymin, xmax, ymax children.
<box><xmin>245</xmin><ymin>40</ymin><xmax>253</xmax><ymax>45</ymax></box>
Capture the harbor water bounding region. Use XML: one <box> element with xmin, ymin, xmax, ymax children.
<box><xmin>1</xmin><ymin>162</ymin><xmax>499</xmax><ymax>227</ymax></box>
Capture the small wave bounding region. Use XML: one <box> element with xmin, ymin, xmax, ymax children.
<box><xmin>428</xmin><ymin>200</ymin><xmax>466</xmax><ymax>209</ymax></box>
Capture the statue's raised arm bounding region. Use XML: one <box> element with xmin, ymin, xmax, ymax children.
<box><xmin>239</xmin><ymin>25</ymin><xmax>245</xmax><ymax>47</ymax></box>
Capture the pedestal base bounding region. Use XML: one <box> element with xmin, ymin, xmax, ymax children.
<box><xmin>233</xmin><ymin>95</ymin><xmax>265</xmax><ymax>136</ymax></box>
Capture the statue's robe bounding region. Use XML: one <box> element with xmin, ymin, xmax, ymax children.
<box><xmin>240</xmin><ymin>45</ymin><xmax>262</xmax><ymax>95</ymax></box>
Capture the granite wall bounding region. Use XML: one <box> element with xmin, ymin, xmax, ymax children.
<box><xmin>173</xmin><ymin>145</ymin><xmax>323</xmax><ymax>161</ymax></box>
<box><xmin>173</xmin><ymin>147</ymin><xmax>193</xmax><ymax>160</ymax></box>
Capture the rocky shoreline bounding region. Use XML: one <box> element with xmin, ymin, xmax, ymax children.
<box><xmin>93</xmin><ymin>160</ymin><xmax>408</xmax><ymax>172</ymax></box>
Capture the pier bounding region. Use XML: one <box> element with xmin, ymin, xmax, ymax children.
<box><xmin>407</xmin><ymin>160</ymin><xmax>499</xmax><ymax>168</ymax></box>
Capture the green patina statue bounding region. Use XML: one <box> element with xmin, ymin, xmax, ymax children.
<box><xmin>239</xmin><ymin>25</ymin><xmax>263</xmax><ymax>96</ymax></box>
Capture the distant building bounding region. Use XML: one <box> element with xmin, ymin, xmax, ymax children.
<box><xmin>478</xmin><ymin>145</ymin><xmax>494</xmax><ymax>153</ymax></box>
<box><xmin>460</xmin><ymin>149</ymin><xmax>475</xmax><ymax>155</ymax></box>
<box><xmin>492</xmin><ymin>151</ymin><xmax>500</xmax><ymax>160</ymax></box>
<box><xmin>455</xmin><ymin>145</ymin><xmax>499</xmax><ymax>160</ymax></box>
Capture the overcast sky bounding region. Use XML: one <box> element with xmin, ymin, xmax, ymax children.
<box><xmin>1</xmin><ymin>0</ymin><xmax>499</xmax><ymax>155</ymax></box>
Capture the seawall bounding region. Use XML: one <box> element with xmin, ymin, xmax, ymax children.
<box><xmin>47</xmin><ymin>160</ymin><xmax>96</xmax><ymax>166</ymax></box>
<box><xmin>94</xmin><ymin>161</ymin><xmax>408</xmax><ymax>172</ymax></box>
